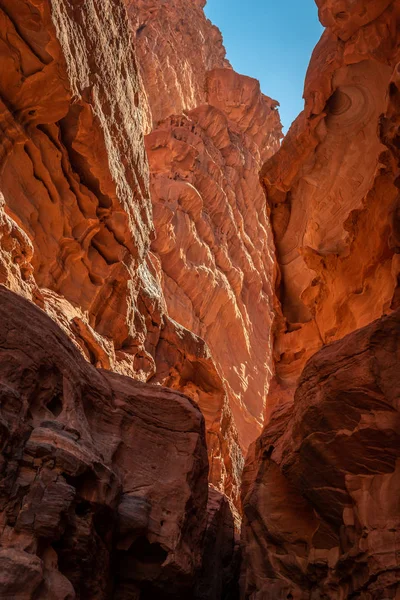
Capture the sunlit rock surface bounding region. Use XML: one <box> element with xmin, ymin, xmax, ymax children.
<box><xmin>0</xmin><ymin>0</ymin><xmax>245</xmax><ymax>593</ymax></box>
<box><xmin>262</xmin><ymin>0</ymin><xmax>400</xmax><ymax>415</ymax></box>
<box><xmin>126</xmin><ymin>0</ymin><xmax>230</xmax><ymax>128</ymax></box>
<box><xmin>131</xmin><ymin>0</ymin><xmax>283</xmax><ymax>454</ymax></box>
<box><xmin>0</xmin><ymin>0</ymin><xmax>281</xmax><ymax>513</ymax></box>
<box><xmin>241</xmin><ymin>1</ymin><xmax>400</xmax><ymax>598</ymax></box>
<box><xmin>0</xmin><ymin>0</ymin><xmax>159</xmax><ymax>381</ymax></box>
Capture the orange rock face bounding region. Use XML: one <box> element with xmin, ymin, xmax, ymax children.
<box><xmin>131</xmin><ymin>0</ymin><xmax>282</xmax><ymax>456</ymax></box>
<box><xmin>263</xmin><ymin>0</ymin><xmax>400</xmax><ymax>414</ymax></box>
<box><xmin>0</xmin><ymin>0</ymin><xmax>160</xmax><ymax>381</ymax></box>
<box><xmin>126</xmin><ymin>0</ymin><xmax>230</xmax><ymax>127</ymax></box>
<box><xmin>241</xmin><ymin>1</ymin><xmax>400</xmax><ymax>598</ymax></box>
<box><xmin>146</xmin><ymin>74</ymin><xmax>280</xmax><ymax>451</ymax></box>
<box><xmin>0</xmin><ymin>0</ymin><xmax>244</xmax><ymax>584</ymax></box>
<box><xmin>0</xmin><ymin>0</ymin><xmax>282</xmax><ymax>514</ymax></box>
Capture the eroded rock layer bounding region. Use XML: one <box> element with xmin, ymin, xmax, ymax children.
<box><xmin>241</xmin><ymin>1</ymin><xmax>400</xmax><ymax>598</ymax></box>
<box><xmin>0</xmin><ymin>0</ymin><xmax>249</xmax><ymax>583</ymax></box>
<box><xmin>0</xmin><ymin>0</ymin><xmax>281</xmax><ymax>514</ymax></box>
<box><xmin>130</xmin><ymin>0</ymin><xmax>282</xmax><ymax>452</ymax></box>
<box><xmin>263</xmin><ymin>0</ymin><xmax>400</xmax><ymax>413</ymax></box>
<box><xmin>126</xmin><ymin>0</ymin><xmax>230</xmax><ymax>128</ymax></box>
<box><xmin>241</xmin><ymin>310</ymin><xmax>400</xmax><ymax>599</ymax></box>
<box><xmin>0</xmin><ymin>0</ymin><xmax>158</xmax><ymax>381</ymax></box>
<box><xmin>0</xmin><ymin>285</ymin><xmax>210</xmax><ymax>599</ymax></box>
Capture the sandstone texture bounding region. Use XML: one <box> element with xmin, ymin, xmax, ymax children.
<box><xmin>2</xmin><ymin>0</ymin><xmax>400</xmax><ymax>598</ymax></box>
<box><xmin>0</xmin><ymin>0</ymin><xmax>246</xmax><ymax>592</ymax></box>
<box><xmin>263</xmin><ymin>0</ymin><xmax>400</xmax><ymax>414</ymax></box>
<box><xmin>241</xmin><ymin>1</ymin><xmax>400</xmax><ymax>598</ymax></box>
<box><xmin>0</xmin><ymin>0</ymin><xmax>158</xmax><ymax>381</ymax></box>
<box><xmin>131</xmin><ymin>0</ymin><xmax>282</xmax><ymax>453</ymax></box>
<box><xmin>241</xmin><ymin>310</ymin><xmax>400</xmax><ymax>599</ymax></box>
<box><xmin>0</xmin><ymin>285</ymin><xmax>209</xmax><ymax>599</ymax></box>
<box><xmin>126</xmin><ymin>0</ymin><xmax>230</xmax><ymax>129</ymax></box>
<box><xmin>0</xmin><ymin>0</ymin><xmax>281</xmax><ymax>514</ymax></box>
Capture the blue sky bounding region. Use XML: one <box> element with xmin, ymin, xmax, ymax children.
<box><xmin>204</xmin><ymin>0</ymin><xmax>324</xmax><ymax>133</ymax></box>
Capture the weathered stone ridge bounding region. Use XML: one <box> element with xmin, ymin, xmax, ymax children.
<box><xmin>0</xmin><ymin>0</ymin><xmax>282</xmax><ymax>513</ymax></box>
<box><xmin>0</xmin><ymin>0</ymin><xmax>159</xmax><ymax>381</ymax></box>
<box><xmin>262</xmin><ymin>0</ymin><xmax>400</xmax><ymax>416</ymax></box>
<box><xmin>240</xmin><ymin>1</ymin><xmax>400</xmax><ymax>598</ymax></box>
<box><xmin>0</xmin><ymin>285</ymin><xmax>209</xmax><ymax>599</ymax></box>
<box><xmin>241</xmin><ymin>310</ymin><xmax>400</xmax><ymax>599</ymax></box>
<box><xmin>131</xmin><ymin>0</ymin><xmax>283</xmax><ymax>452</ymax></box>
<box><xmin>126</xmin><ymin>0</ymin><xmax>231</xmax><ymax>128</ymax></box>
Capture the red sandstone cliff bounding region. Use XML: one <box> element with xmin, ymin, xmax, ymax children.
<box><xmin>0</xmin><ymin>0</ymin><xmax>284</xmax><ymax>517</ymax></box>
<box><xmin>241</xmin><ymin>310</ymin><xmax>400</xmax><ymax>599</ymax></box>
<box><xmin>262</xmin><ymin>0</ymin><xmax>400</xmax><ymax>415</ymax></box>
<box><xmin>0</xmin><ymin>0</ymin><xmax>282</xmax><ymax>596</ymax></box>
<box><xmin>130</xmin><ymin>0</ymin><xmax>282</xmax><ymax>454</ymax></box>
<box><xmin>241</xmin><ymin>1</ymin><xmax>400</xmax><ymax>598</ymax></box>
<box><xmin>0</xmin><ymin>1</ymin><xmax>243</xmax><ymax>597</ymax></box>
<box><xmin>1</xmin><ymin>0</ymin><xmax>400</xmax><ymax>598</ymax></box>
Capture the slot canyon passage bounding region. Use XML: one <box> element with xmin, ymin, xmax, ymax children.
<box><xmin>0</xmin><ymin>0</ymin><xmax>399</xmax><ymax>598</ymax></box>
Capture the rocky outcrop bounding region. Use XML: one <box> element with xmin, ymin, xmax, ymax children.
<box><xmin>0</xmin><ymin>0</ymin><xmax>245</xmax><ymax>587</ymax></box>
<box><xmin>0</xmin><ymin>0</ymin><xmax>160</xmax><ymax>381</ymax></box>
<box><xmin>126</xmin><ymin>0</ymin><xmax>230</xmax><ymax>129</ymax></box>
<box><xmin>147</xmin><ymin>70</ymin><xmax>280</xmax><ymax>452</ymax></box>
<box><xmin>0</xmin><ymin>0</ymin><xmax>264</xmax><ymax>513</ymax></box>
<box><xmin>263</xmin><ymin>0</ymin><xmax>400</xmax><ymax>416</ymax></box>
<box><xmin>240</xmin><ymin>1</ymin><xmax>400</xmax><ymax>597</ymax></box>
<box><xmin>131</xmin><ymin>0</ymin><xmax>282</xmax><ymax>455</ymax></box>
<box><xmin>241</xmin><ymin>310</ymin><xmax>400</xmax><ymax>599</ymax></box>
<box><xmin>0</xmin><ymin>285</ymin><xmax>209</xmax><ymax>599</ymax></box>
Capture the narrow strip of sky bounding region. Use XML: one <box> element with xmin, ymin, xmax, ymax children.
<box><xmin>204</xmin><ymin>0</ymin><xmax>323</xmax><ymax>133</ymax></box>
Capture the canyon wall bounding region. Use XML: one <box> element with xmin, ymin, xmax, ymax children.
<box><xmin>129</xmin><ymin>0</ymin><xmax>282</xmax><ymax>452</ymax></box>
<box><xmin>241</xmin><ymin>1</ymin><xmax>400</xmax><ymax>598</ymax></box>
<box><xmin>0</xmin><ymin>0</ymin><xmax>283</xmax><ymax>518</ymax></box>
<box><xmin>2</xmin><ymin>0</ymin><xmax>400</xmax><ymax>598</ymax></box>
<box><xmin>262</xmin><ymin>0</ymin><xmax>400</xmax><ymax>414</ymax></box>
<box><xmin>0</xmin><ymin>0</ymin><xmax>243</xmax><ymax>597</ymax></box>
<box><xmin>241</xmin><ymin>310</ymin><xmax>400</xmax><ymax>599</ymax></box>
<box><xmin>0</xmin><ymin>0</ymin><xmax>281</xmax><ymax>597</ymax></box>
